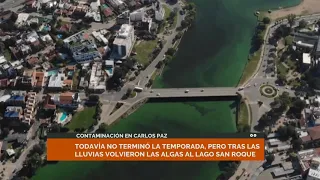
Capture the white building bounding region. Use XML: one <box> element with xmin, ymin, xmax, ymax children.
<box><xmin>0</xmin><ymin>56</ymin><xmax>7</xmax><ymax>64</ymax></box>
<box><xmin>15</xmin><ymin>13</ymin><xmax>30</xmax><ymax>27</ymax></box>
<box><xmin>307</xmin><ymin>157</ymin><xmax>320</xmax><ymax>180</ymax></box>
<box><xmin>88</xmin><ymin>62</ymin><xmax>106</xmax><ymax>92</ymax></box>
<box><xmin>63</xmin><ymin>31</ymin><xmax>101</xmax><ymax>63</ymax></box>
<box><xmin>111</xmin><ymin>24</ymin><xmax>135</xmax><ymax>60</ymax></box>
<box><xmin>92</xmin><ymin>30</ymin><xmax>109</xmax><ymax>45</ymax></box>
<box><xmin>130</xmin><ymin>8</ymin><xmax>145</xmax><ymax>22</ymax></box>
<box><xmin>47</xmin><ymin>73</ymin><xmax>65</xmax><ymax>89</ymax></box>
<box><xmin>40</xmin><ymin>34</ymin><xmax>53</xmax><ymax>44</ymax></box>
<box><xmin>153</xmin><ymin>1</ymin><xmax>165</xmax><ymax>21</ymax></box>
<box><xmin>303</xmin><ymin>53</ymin><xmax>312</xmax><ymax>65</ymax></box>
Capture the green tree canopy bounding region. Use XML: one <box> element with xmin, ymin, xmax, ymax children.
<box><xmin>286</xmin><ymin>14</ymin><xmax>296</xmax><ymax>28</ymax></box>
<box><xmin>299</xmin><ymin>19</ymin><xmax>308</xmax><ymax>28</ymax></box>
<box><xmin>262</xmin><ymin>17</ymin><xmax>271</xmax><ymax>24</ymax></box>
<box><xmin>284</xmin><ymin>35</ymin><xmax>293</xmax><ymax>46</ymax></box>
<box><xmin>266</xmin><ymin>154</ymin><xmax>275</xmax><ymax>163</ymax></box>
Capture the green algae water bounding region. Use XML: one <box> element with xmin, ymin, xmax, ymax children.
<box><xmin>33</xmin><ymin>0</ymin><xmax>301</xmax><ymax>179</ymax></box>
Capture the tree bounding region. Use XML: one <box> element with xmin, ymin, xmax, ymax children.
<box><xmin>292</xmin><ymin>138</ymin><xmax>303</xmax><ymax>151</ymax></box>
<box><xmin>166</xmin><ymin>48</ymin><xmax>176</xmax><ymax>56</ymax></box>
<box><xmin>278</xmin><ymin>74</ymin><xmax>286</xmax><ymax>84</ymax></box>
<box><xmin>299</xmin><ymin>19</ymin><xmax>308</xmax><ymax>28</ymax></box>
<box><xmin>55</xmin><ymin>39</ymin><xmax>64</xmax><ymax>47</ymax></box>
<box><xmin>286</xmin><ymin>14</ymin><xmax>296</xmax><ymax>28</ymax></box>
<box><xmin>292</xmin><ymin>99</ymin><xmax>306</xmax><ymax>113</ymax></box>
<box><xmin>97</xmin><ymin>123</ymin><xmax>108</xmax><ymax>133</ymax></box>
<box><xmin>278</xmin><ymin>91</ymin><xmax>291</xmax><ymax>108</ymax></box>
<box><xmin>254</xmin><ymin>33</ymin><xmax>264</xmax><ymax>47</ymax></box>
<box><xmin>156</xmin><ymin>61</ymin><xmax>163</xmax><ymax>69</ymax></box>
<box><xmin>126</xmin><ymin>88</ymin><xmax>133</xmax><ymax>97</ymax></box>
<box><xmin>50</xmin><ymin>123</ymin><xmax>61</xmax><ymax>132</ymax></box>
<box><xmin>284</xmin><ymin>35</ymin><xmax>293</xmax><ymax>46</ymax></box>
<box><xmin>277</xmin><ymin>125</ymin><xmax>288</xmax><ymax>138</ymax></box>
<box><xmin>266</xmin><ymin>154</ymin><xmax>275</xmax><ymax>163</ymax></box>
<box><xmin>262</xmin><ymin>17</ymin><xmax>271</xmax><ymax>24</ymax></box>
<box><xmin>169</xmin><ymin>11</ymin><xmax>176</xmax><ymax>20</ymax></box>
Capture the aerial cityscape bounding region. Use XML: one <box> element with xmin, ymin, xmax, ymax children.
<box><xmin>0</xmin><ymin>0</ymin><xmax>319</xmax><ymax>179</ymax></box>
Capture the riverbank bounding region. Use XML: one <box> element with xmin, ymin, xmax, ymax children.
<box><xmin>268</xmin><ymin>0</ymin><xmax>320</xmax><ymax>20</ymax></box>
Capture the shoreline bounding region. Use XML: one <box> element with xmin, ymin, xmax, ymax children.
<box><xmin>267</xmin><ymin>0</ymin><xmax>320</xmax><ymax>20</ymax></box>
<box><xmin>238</xmin><ymin>0</ymin><xmax>320</xmax><ymax>87</ymax></box>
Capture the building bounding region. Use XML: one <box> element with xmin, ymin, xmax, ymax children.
<box><xmin>307</xmin><ymin>157</ymin><xmax>320</xmax><ymax>180</ymax></box>
<box><xmin>272</xmin><ymin>162</ymin><xmax>295</xmax><ymax>178</ymax></box>
<box><xmin>292</xmin><ymin>33</ymin><xmax>318</xmax><ymax>49</ymax></box>
<box><xmin>303</xmin><ymin>53</ymin><xmax>312</xmax><ymax>69</ymax></box>
<box><xmin>92</xmin><ymin>30</ymin><xmax>110</xmax><ymax>45</ymax></box>
<box><xmin>5</xmin><ymin>91</ymin><xmax>27</xmax><ymax>106</ymax></box>
<box><xmin>88</xmin><ymin>62</ymin><xmax>106</xmax><ymax>92</ymax></box>
<box><xmin>107</xmin><ymin>0</ymin><xmax>125</xmax><ymax>10</ymax></box>
<box><xmin>4</xmin><ymin>106</ymin><xmax>23</xmax><ymax>123</ymax></box>
<box><xmin>63</xmin><ymin>31</ymin><xmax>101</xmax><ymax>63</ymax></box>
<box><xmin>111</xmin><ymin>24</ymin><xmax>135</xmax><ymax>60</ymax></box>
<box><xmin>51</xmin><ymin>92</ymin><xmax>80</xmax><ymax>108</ymax></box>
<box><xmin>153</xmin><ymin>1</ymin><xmax>164</xmax><ymax>21</ymax></box>
<box><xmin>117</xmin><ymin>10</ymin><xmax>130</xmax><ymax>24</ymax></box>
<box><xmin>101</xmin><ymin>4</ymin><xmax>113</xmax><ymax>18</ymax></box>
<box><xmin>40</xmin><ymin>34</ymin><xmax>53</xmax><ymax>44</ymax></box>
<box><xmin>24</xmin><ymin>92</ymin><xmax>37</xmax><ymax>125</ymax></box>
<box><xmin>105</xmin><ymin>60</ymin><xmax>114</xmax><ymax>77</ymax></box>
<box><xmin>43</xmin><ymin>94</ymin><xmax>56</xmax><ymax>110</ymax></box>
<box><xmin>46</xmin><ymin>72</ymin><xmax>66</xmax><ymax>91</ymax></box>
<box><xmin>31</xmin><ymin>71</ymin><xmax>45</xmax><ymax>89</ymax></box>
<box><xmin>130</xmin><ymin>8</ymin><xmax>145</xmax><ymax>22</ymax></box>
<box><xmin>15</xmin><ymin>13</ymin><xmax>30</xmax><ymax>27</ymax></box>
<box><xmin>0</xmin><ymin>10</ymin><xmax>17</xmax><ymax>24</ymax></box>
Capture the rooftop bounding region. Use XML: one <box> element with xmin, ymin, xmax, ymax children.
<box><xmin>303</xmin><ymin>53</ymin><xmax>311</xmax><ymax>64</ymax></box>
<box><xmin>308</xmin><ymin>126</ymin><xmax>320</xmax><ymax>140</ymax></box>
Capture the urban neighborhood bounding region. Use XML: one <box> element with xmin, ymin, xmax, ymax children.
<box><xmin>2</xmin><ymin>0</ymin><xmax>320</xmax><ymax>179</ymax></box>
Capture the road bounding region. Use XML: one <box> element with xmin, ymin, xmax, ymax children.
<box><xmin>132</xmin><ymin>2</ymin><xmax>184</xmax><ymax>88</ymax></box>
<box><xmin>0</xmin><ymin>0</ymin><xmax>24</xmax><ymax>10</ymax></box>
<box><xmin>140</xmin><ymin>87</ymin><xmax>239</xmax><ymax>97</ymax></box>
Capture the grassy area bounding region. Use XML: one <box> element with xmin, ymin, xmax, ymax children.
<box><xmin>163</xmin><ymin>5</ymin><xmax>171</xmax><ymax>19</ymax></box>
<box><xmin>66</xmin><ymin>107</ymin><xmax>96</xmax><ymax>131</ymax></box>
<box><xmin>238</xmin><ymin>102</ymin><xmax>249</xmax><ymax>125</ymax></box>
<box><xmin>134</xmin><ymin>40</ymin><xmax>158</xmax><ymax>66</ymax></box>
<box><xmin>285</xmin><ymin>58</ymin><xmax>297</xmax><ymax>69</ymax></box>
<box><xmin>151</xmin><ymin>69</ymin><xmax>160</xmax><ymax>81</ymax></box>
<box><xmin>289</xmin><ymin>79</ymin><xmax>300</xmax><ymax>87</ymax></box>
<box><xmin>4</xmin><ymin>49</ymin><xmax>12</xmax><ymax>61</ymax></box>
<box><xmin>276</xmin><ymin>59</ymin><xmax>288</xmax><ymax>76</ymax></box>
<box><xmin>169</xmin><ymin>14</ymin><xmax>178</xmax><ymax>30</ymax></box>
<box><xmin>130</xmin><ymin>91</ymin><xmax>137</xmax><ymax>98</ymax></box>
<box><xmin>72</xmin><ymin>70</ymin><xmax>80</xmax><ymax>91</ymax></box>
<box><xmin>238</xmin><ymin>49</ymin><xmax>262</xmax><ymax>85</ymax></box>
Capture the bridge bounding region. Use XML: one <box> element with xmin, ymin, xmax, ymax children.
<box><xmin>139</xmin><ymin>87</ymin><xmax>241</xmax><ymax>98</ymax></box>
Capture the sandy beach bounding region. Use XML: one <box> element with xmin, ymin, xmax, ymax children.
<box><xmin>269</xmin><ymin>0</ymin><xmax>320</xmax><ymax>20</ymax></box>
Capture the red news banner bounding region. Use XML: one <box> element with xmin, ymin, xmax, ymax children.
<box><xmin>47</xmin><ymin>133</ymin><xmax>265</xmax><ymax>161</ymax></box>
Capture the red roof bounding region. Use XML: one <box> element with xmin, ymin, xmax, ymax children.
<box><xmin>28</xmin><ymin>57</ymin><xmax>39</xmax><ymax>65</ymax></box>
<box><xmin>32</xmin><ymin>71</ymin><xmax>44</xmax><ymax>87</ymax></box>
<box><xmin>307</xmin><ymin>126</ymin><xmax>320</xmax><ymax>140</ymax></box>
<box><xmin>59</xmin><ymin>92</ymin><xmax>73</xmax><ymax>104</ymax></box>
<box><xmin>301</xmin><ymin>135</ymin><xmax>311</xmax><ymax>143</ymax></box>
<box><xmin>43</xmin><ymin>95</ymin><xmax>56</xmax><ymax>109</ymax></box>
<box><xmin>103</xmin><ymin>8</ymin><xmax>113</xmax><ymax>17</ymax></box>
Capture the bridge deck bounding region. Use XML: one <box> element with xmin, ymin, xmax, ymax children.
<box><xmin>141</xmin><ymin>87</ymin><xmax>240</xmax><ymax>98</ymax></box>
